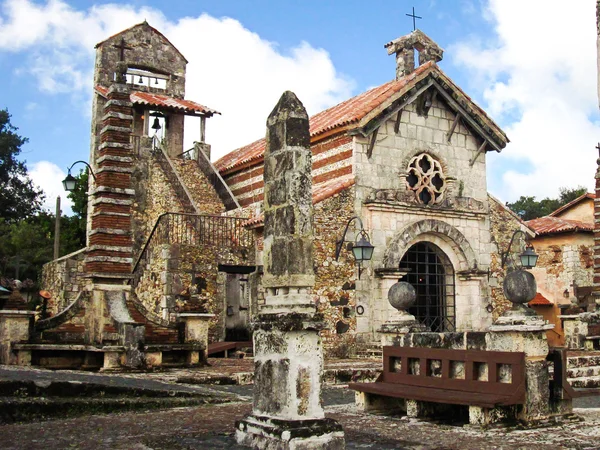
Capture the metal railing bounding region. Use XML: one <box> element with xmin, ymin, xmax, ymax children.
<box><xmin>131</xmin><ymin>212</ymin><xmax>253</xmax><ymax>288</ymax></box>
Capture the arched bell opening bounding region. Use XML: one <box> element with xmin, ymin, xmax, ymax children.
<box><xmin>399</xmin><ymin>241</ymin><xmax>455</xmax><ymax>332</ymax></box>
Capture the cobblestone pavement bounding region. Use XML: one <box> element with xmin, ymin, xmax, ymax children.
<box><xmin>2</xmin><ymin>401</ymin><xmax>600</xmax><ymax>449</ymax></box>
<box><xmin>3</xmin><ymin>362</ymin><xmax>600</xmax><ymax>449</ymax></box>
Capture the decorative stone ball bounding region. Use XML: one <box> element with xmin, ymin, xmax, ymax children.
<box><xmin>388</xmin><ymin>281</ymin><xmax>417</xmax><ymax>312</ymax></box>
<box><xmin>503</xmin><ymin>270</ymin><xmax>537</xmax><ymax>305</ymax></box>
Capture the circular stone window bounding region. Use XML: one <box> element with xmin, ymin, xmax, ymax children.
<box><xmin>406</xmin><ymin>153</ymin><xmax>446</xmax><ymax>205</ymax></box>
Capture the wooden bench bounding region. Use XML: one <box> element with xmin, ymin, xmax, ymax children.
<box><xmin>349</xmin><ymin>346</ymin><xmax>526</xmax><ymax>409</ymax></box>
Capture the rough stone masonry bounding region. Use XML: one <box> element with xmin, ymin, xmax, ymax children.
<box><xmin>235</xmin><ymin>91</ymin><xmax>345</xmax><ymax>449</ymax></box>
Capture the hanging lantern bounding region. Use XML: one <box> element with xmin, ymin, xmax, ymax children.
<box><xmin>151</xmin><ymin>117</ymin><xmax>161</xmax><ymax>130</ymax></box>
<box><xmin>155</xmin><ymin>77</ymin><xmax>159</xmax><ymax>85</ymax></box>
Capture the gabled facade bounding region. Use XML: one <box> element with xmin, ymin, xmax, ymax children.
<box><xmin>216</xmin><ymin>29</ymin><xmax>510</xmax><ymax>343</ymax></box>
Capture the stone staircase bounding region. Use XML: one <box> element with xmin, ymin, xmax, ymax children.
<box><xmin>567</xmin><ymin>351</ymin><xmax>600</xmax><ymax>389</ymax></box>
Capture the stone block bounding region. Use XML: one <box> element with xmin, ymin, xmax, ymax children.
<box><xmin>103</xmin><ymin>351</ymin><xmax>121</xmax><ymax>369</ymax></box>
<box><xmin>145</xmin><ymin>351</ymin><xmax>162</xmax><ymax>368</ymax></box>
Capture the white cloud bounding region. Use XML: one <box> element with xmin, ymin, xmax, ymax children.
<box><xmin>0</xmin><ymin>0</ymin><xmax>354</xmax><ymax>159</ymax></box>
<box><xmin>29</xmin><ymin>161</ymin><xmax>73</xmax><ymax>215</ymax></box>
<box><xmin>450</xmin><ymin>0</ymin><xmax>600</xmax><ymax>202</ymax></box>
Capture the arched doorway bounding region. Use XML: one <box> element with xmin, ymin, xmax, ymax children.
<box><xmin>399</xmin><ymin>242</ymin><xmax>455</xmax><ymax>332</ymax></box>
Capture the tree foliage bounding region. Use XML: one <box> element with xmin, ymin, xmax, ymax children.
<box><xmin>506</xmin><ymin>186</ymin><xmax>588</xmax><ymax>221</ymax></box>
<box><xmin>0</xmin><ymin>109</ymin><xmax>43</xmax><ymax>221</ymax></box>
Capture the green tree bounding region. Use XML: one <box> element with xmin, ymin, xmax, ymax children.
<box><xmin>506</xmin><ymin>186</ymin><xmax>588</xmax><ymax>221</ymax></box>
<box><xmin>0</xmin><ymin>109</ymin><xmax>43</xmax><ymax>221</ymax></box>
<box><xmin>67</xmin><ymin>168</ymin><xmax>89</xmax><ymax>219</ymax></box>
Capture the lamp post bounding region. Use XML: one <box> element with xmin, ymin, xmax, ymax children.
<box><xmin>62</xmin><ymin>161</ymin><xmax>96</xmax><ymax>192</ymax></box>
<box><xmin>335</xmin><ymin>216</ymin><xmax>375</xmax><ymax>279</ymax></box>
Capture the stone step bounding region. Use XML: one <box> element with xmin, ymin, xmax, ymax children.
<box><xmin>567</xmin><ymin>376</ymin><xmax>600</xmax><ymax>389</ymax></box>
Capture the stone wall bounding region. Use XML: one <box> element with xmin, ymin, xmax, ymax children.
<box><xmin>488</xmin><ymin>195</ymin><xmax>529</xmax><ymax>319</ymax></box>
<box><xmin>313</xmin><ymin>186</ymin><xmax>358</xmax><ymax>356</ymax></box>
<box><xmin>132</xmin><ymin>153</ymin><xmax>185</xmax><ymax>253</ymax></box>
<box><xmin>171</xmin><ymin>159</ymin><xmax>225</xmax><ymax>215</ymax></box>
<box><xmin>40</xmin><ymin>249</ymin><xmax>87</xmax><ymax>316</ymax></box>
<box><xmin>530</xmin><ymin>234</ymin><xmax>594</xmax><ymax>305</ymax></box>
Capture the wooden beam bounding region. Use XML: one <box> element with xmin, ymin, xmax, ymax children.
<box><xmin>360</xmin><ymin>80</ymin><xmax>433</xmax><ymax>137</ymax></box>
<box><xmin>446</xmin><ymin>114</ymin><xmax>460</xmax><ymax>143</ymax></box>
<box><xmin>394</xmin><ymin>109</ymin><xmax>403</xmax><ymax>134</ymax></box>
<box><xmin>469</xmin><ymin>140</ymin><xmax>487</xmax><ymax>167</ymax></box>
<box><xmin>200</xmin><ymin>116</ymin><xmax>206</xmax><ymax>143</ymax></box>
<box><xmin>367</xmin><ymin>127</ymin><xmax>379</xmax><ymax>159</ymax></box>
<box><xmin>431</xmin><ymin>79</ymin><xmax>502</xmax><ymax>152</ymax></box>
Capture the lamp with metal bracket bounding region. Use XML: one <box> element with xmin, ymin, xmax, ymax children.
<box><xmin>61</xmin><ymin>161</ymin><xmax>96</xmax><ymax>192</ymax></box>
<box><xmin>335</xmin><ymin>216</ymin><xmax>374</xmax><ymax>279</ymax></box>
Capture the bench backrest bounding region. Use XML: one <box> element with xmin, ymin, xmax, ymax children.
<box><xmin>382</xmin><ymin>346</ymin><xmax>525</xmax><ymax>397</ymax></box>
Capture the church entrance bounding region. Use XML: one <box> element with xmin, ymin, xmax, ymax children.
<box><xmin>399</xmin><ymin>242</ymin><xmax>455</xmax><ymax>332</ymax></box>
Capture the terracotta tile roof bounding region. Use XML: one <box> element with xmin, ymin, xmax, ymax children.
<box><xmin>95</xmin><ymin>85</ymin><xmax>220</xmax><ymax>116</ymax></box>
<box><xmin>95</xmin><ymin>21</ymin><xmax>188</xmax><ymax>63</ymax></box>
<box><xmin>529</xmin><ymin>293</ymin><xmax>553</xmax><ymax>307</ymax></box>
<box><xmin>526</xmin><ymin>216</ymin><xmax>594</xmax><ymax>235</ymax></box>
<box><xmin>549</xmin><ymin>193</ymin><xmax>595</xmax><ymax>217</ymax></box>
<box><xmin>215</xmin><ymin>61</ymin><xmax>508</xmax><ymax>175</ymax></box>
<box><xmin>242</xmin><ymin>174</ymin><xmax>355</xmax><ymax>228</ymax></box>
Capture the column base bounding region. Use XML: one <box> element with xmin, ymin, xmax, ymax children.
<box><xmin>235</xmin><ymin>415</ymin><xmax>345</xmax><ymax>450</ymax></box>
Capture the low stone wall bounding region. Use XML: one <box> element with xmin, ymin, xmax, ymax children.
<box><xmin>40</xmin><ymin>249</ymin><xmax>88</xmax><ymax>316</ymax></box>
<box><xmin>378</xmin><ymin>329</ymin><xmax>565</xmax><ymax>425</ymax></box>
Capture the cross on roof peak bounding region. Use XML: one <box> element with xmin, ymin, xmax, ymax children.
<box><xmin>406</xmin><ymin>7</ymin><xmax>422</xmax><ymax>32</ymax></box>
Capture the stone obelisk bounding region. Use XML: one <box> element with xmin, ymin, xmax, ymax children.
<box><xmin>235</xmin><ymin>91</ymin><xmax>345</xmax><ymax>449</ymax></box>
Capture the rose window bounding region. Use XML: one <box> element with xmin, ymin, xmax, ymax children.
<box><xmin>406</xmin><ymin>153</ymin><xmax>446</xmax><ymax>205</ymax></box>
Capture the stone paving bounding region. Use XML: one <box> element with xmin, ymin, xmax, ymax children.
<box><xmin>2</xmin><ymin>361</ymin><xmax>600</xmax><ymax>449</ymax></box>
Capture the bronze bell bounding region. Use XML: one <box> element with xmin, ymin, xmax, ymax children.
<box><xmin>151</xmin><ymin>117</ymin><xmax>161</xmax><ymax>130</ymax></box>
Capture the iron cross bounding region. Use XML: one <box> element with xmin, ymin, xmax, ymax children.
<box><xmin>596</xmin><ymin>142</ymin><xmax>600</xmax><ymax>158</ymax></box>
<box><xmin>406</xmin><ymin>6</ymin><xmax>422</xmax><ymax>31</ymax></box>
<box><xmin>112</xmin><ymin>37</ymin><xmax>132</xmax><ymax>62</ymax></box>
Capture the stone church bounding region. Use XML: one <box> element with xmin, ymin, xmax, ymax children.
<box><xmin>216</xmin><ymin>30</ymin><xmax>516</xmax><ymax>346</ymax></box>
<box><xmin>23</xmin><ymin>22</ymin><xmax>526</xmax><ymax>368</ymax></box>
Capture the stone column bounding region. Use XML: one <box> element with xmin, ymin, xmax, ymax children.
<box><xmin>235</xmin><ymin>92</ymin><xmax>345</xmax><ymax>449</ymax></box>
<box><xmin>594</xmin><ymin>141</ymin><xmax>600</xmax><ymax>310</ymax></box>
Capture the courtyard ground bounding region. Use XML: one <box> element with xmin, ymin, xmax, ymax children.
<box><xmin>1</xmin><ymin>359</ymin><xmax>600</xmax><ymax>449</ymax></box>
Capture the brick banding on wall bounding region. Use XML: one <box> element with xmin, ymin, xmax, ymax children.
<box><xmin>85</xmin><ymin>81</ymin><xmax>135</xmax><ymax>275</ymax></box>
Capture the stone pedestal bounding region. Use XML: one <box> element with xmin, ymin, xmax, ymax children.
<box><xmin>487</xmin><ymin>309</ymin><xmax>559</xmax><ymax>425</ymax></box>
<box><xmin>236</xmin><ymin>312</ymin><xmax>344</xmax><ymax>449</ymax></box>
<box><xmin>377</xmin><ymin>276</ymin><xmax>426</xmax><ymax>346</ymax></box>
<box><xmin>379</xmin><ymin>313</ymin><xmax>427</xmax><ymax>346</ymax></box>
<box><xmin>0</xmin><ymin>310</ymin><xmax>35</xmax><ymax>365</ymax></box>
<box><xmin>178</xmin><ymin>313</ymin><xmax>214</xmax><ymax>364</ymax></box>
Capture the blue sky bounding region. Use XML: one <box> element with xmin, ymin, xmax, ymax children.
<box><xmin>0</xmin><ymin>0</ymin><xmax>598</xmax><ymax>214</ymax></box>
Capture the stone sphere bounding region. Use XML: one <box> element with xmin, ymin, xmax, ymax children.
<box><xmin>388</xmin><ymin>281</ymin><xmax>417</xmax><ymax>311</ymax></box>
<box><xmin>503</xmin><ymin>270</ymin><xmax>537</xmax><ymax>305</ymax></box>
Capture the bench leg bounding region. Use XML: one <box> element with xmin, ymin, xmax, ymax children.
<box><xmin>468</xmin><ymin>405</ymin><xmax>514</xmax><ymax>426</ymax></box>
<box><xmin>187</xmin><ymin>350</ymin><xmax>200</xmax><ymax>366</ymax></box>
<box><xmin>146</xmin><ymin>351</ymin><xmax>162</xmax><ymax>368</ymax></box>
<box><xmin>355</xmin><ymin>391</ymin><xmax>405</xmax><ymax>413</ymax></box>
<box><xmin>17</xmin><ymin>350</ymin><xmax>31</xmax><ymax>366</ymax></box>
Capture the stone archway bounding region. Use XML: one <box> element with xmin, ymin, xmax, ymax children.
<box><xmin>383</xmin><ymin>219</ymin><xmax>477</xmax><ymax>272</ymax></box>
